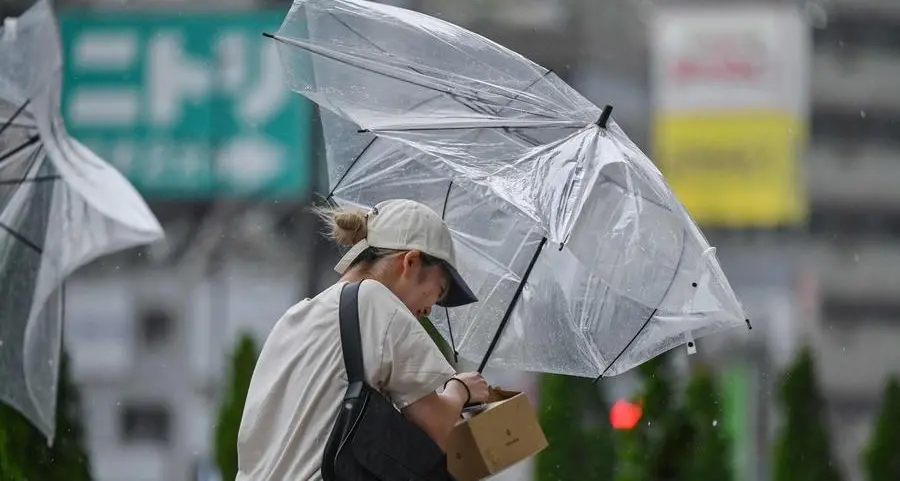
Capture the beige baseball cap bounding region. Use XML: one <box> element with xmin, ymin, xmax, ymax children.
<box><xmin>333</xmin><ymin>199</ymin><xmax>478</xmax><ymax>308</ymax></box>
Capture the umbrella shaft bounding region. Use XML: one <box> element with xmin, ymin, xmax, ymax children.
<box><xmin>478</xmin><ymin>236</ymin><xmax>548</xmax><ymax>373</ymax></box>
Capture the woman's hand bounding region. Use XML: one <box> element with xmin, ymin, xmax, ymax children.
<box><xmin>404</xmin><ymin>372</ymin><xmax>491</xmax><ymax>451</ymax></box>
<box><xmin>449</xmin><ymin>372</ymin><xmax>490</xmax><ymax>404</ymax></box>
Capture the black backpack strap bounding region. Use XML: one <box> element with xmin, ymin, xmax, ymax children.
<box><xmin>339</xmin><ymin>282</ymin><xmax>365</xmax><ymax>400</ymax></box>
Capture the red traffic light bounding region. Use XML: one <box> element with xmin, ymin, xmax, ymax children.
<box><xmin>610</xmin><ymin>399</ymin><xmax>643</xmax><ymax>430</ymax></box>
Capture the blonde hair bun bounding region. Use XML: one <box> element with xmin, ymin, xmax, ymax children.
<box><xmin>332</xmin><ymin>210</ymin><xmax>368</xmax><ymax>246</ymax></box>
<box><xmin>311</xmin><ymin>204</ymin><xmax>369</xmax><ymax>246</ymax></box>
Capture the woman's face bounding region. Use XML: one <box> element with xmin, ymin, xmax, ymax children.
<box><xmin>392</xmin><ymin>251</ymin><xmax>449</xmax><ymax>318</ymax></box>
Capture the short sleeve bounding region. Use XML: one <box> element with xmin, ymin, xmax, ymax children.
<box><xmin>381</xmin><ymin>310</ymin><xmax>458</xmax><ymax>408</ymax></box>
<box><xmin>357</xmin><ymin>281</ymin><xmax>457</xmax><ymax>409</ymax></box>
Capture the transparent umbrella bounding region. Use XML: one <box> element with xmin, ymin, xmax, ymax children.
<box><xmin>0</xmin><ymin>0</ymin><xmax>164</xmax><ymax>441</ymax></box>
<box><xmin>267</xmin><ymin>0</ymin><xmax>749</xmax><ymax>379</ymax></box>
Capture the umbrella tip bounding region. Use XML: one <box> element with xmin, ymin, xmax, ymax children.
<box><xmin>596</xmin><ymin>105</ymin><xmax>614</xmax><ymax>128</ymax></box>
<box><xmin>745</xmin><ymin>318</ymin><xmax>753</xmax><ymax>330</ymax></box>
<box><xmin>262</xmin><ymin>32</ymin><xmax>275</xmax><ymax>39</ymax></box>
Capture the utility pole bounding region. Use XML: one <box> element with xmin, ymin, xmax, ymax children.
<box><xmin>301</xmin><ymin>107</ymin><xmax>338</xmax><ymax>299</ymax></box>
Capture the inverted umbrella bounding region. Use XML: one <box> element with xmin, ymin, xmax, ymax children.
<box><xmin>0</xmin><ymin>0</ymin><xmax>164</xmax><ymax>441</ymax></box>
<box><xmin>266</xmin><ymin>0</ymin><xmax>749</xmax><ymax>379</ymax></box>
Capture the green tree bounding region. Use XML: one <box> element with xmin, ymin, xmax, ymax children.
<box><xmin>214</xmin><ymin>333</ymin><xmax>260</xmax><ymax>481</ymax></box>
<box><xmin>612</xmin><ymin>427</ymin><xmax>649</xmax><ymax>481</ymax></box>
<box><xmin>681</xmin><ymin>365</ymin><xmax>732</xmax><ymax>481</ymax></box>
<box><xmin>862</xmin><ymin>376</ymin><xmax>900</xmax><ymax>481</ymax></box>
<box><xmin>40</xmin><ymin>351</ymin><xmax>93</xmax><ymax>480</ymax></box>
<box><xmin>0</xmin><ymin>426</ymin><xmax>25</xmax><ymax>480</ymax></box>
<box><xmin>537</xmin><ymin>374</ymin><xmax>614</xmax><ymax>481</ymax></box>
<box><xmin>610</xmin><ymin>354</ymin><xmax>698</xmax><ymax>481</ymax></box>
<box><xmin>0</xmin><ymin>349</ymin><xmax>92</xmax><ymax>480</ymax></box>
<box><xmin>773</xmin><ymin>346</ymin><xmax>842</xmax><ymax>481</ymax></box>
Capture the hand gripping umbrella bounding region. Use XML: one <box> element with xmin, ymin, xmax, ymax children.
<box><xmin>0</xmin><ymin>0</ymin><xmax>164</xmax><ymax>441</ymax></box>
<box><xmin>266</xmin><ymin>0</ymin><xmax>749</xmax><ymax>379</ymax></box>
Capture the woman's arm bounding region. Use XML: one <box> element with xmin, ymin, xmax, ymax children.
<box><xmin>402</xmin><ymin>381</ymin><xmax>469</xmax><ymax>450</ymax></box>
<box><xmin>402</xmin><ymin>373</ymin><xmax>488</xmax><ymax>451</ymax></box>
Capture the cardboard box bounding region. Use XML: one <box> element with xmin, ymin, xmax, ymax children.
<box><xmin>446</xmin><ymin>389</ymin><xmax>548</xmax><ymax>481</ymax></box>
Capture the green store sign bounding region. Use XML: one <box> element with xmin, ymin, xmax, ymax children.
<box><xmin>59</xmin><ymin>11</ymin><xmax>314</xmax><ymax>199</ymax></box>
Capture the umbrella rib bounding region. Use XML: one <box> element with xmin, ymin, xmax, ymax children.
<box><xmin>440</xmin><ymin>180</ymin><xmax>453</xmax><ymax>218</ymax></box>
<box><xmin>593</xmin><ymin>308</ymin><xmax>658</xmax><ymax>383</ymax></box>
<box><xmin>267</xmin><ymin>33</ymin><xmax>502</xmax><ymax>115</ymax></box>
<box><xmin>442</xmin><ymin>306</ymin><xmax>458</xmax><ymax>365</ymax></box>
<box><xmin>268</xmin><ymin>32</ymin><xmax>557</xmax><ymax>120</ymax></box>
<box><xmin>0</xmin><ymin>144</ymin><xmax>45</xmax><ymax>210</ymax></box>
<box><xmin>326</xmin><ymin>136</ymin><xmax>377</xmax><ymax>201</ymax></box>
<box><xmin>595</xmin><ymin>172</ymin><xmax>672</xmax><ymax>213</ymax></box>
<box><xmin>292</xmin><ymin>21</ymin><xmax>562</xmax><ymax>144</ymax></box>
<box><xmin>355</xmin><ymin>52</ymin><xmax>550</xmax><ymax>147</ymax></box>
<box><xmin>492</xmin><ymin>77</ymin><xmax>557</xmax><ymax>147</ymax></box>
<box><xmin>0</xmin><ymin>175</ymin><xmax>60</xmax><ymax>186</ymax></box>
<box><xmin>0</xmin><ymin>221</ymin><xmax>43</xmax><ymax>253</ymax></box>
<box><xmin>0</xmin><ymin>121</ymin><xmax>34</xmax><ymax>129</ymax></box>
<box><xmin>368</xmin><ymin>71</ymin><xmax>566</xmax><ymax>150</ymax></box>
<box><xmin>478</xmin><ymin>235</ymin><xmax>548</xmax><ymax>373</ymax></box>
<box><xmin>0</xmin><ymin>134</ymin><xmax>41</xmax><ymax>166</ymax></box>
<box><xmin>593</xmin><ymin>231</ymin><xmax>687</xmax><ymax>381</ymax></box>
<box><xmin>368</xmin><ymin>121</ymin><xmax>583</xmax><ymax>132</ymax></box>
<box><xmin>0</xmin><ymin>99</ymin><xmax>31</xmax><ymax>138</ymax></box>
<box><xmin>439</xmin><ymin>180</ymin><xmax>459</xmax><ymax>363</ymax></box>
<box><xmin>322</xmin><ymin>13</ymin><xmax>562</xmax><ymax>117</ymax></box>
<box><xmin>444</xmin><ymin>70</ymin><xmax>555</xmax><ymax>147</ymax></box>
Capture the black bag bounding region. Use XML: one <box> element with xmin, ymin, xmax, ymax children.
<box><xmin>321</xmin><ymin>282</ymin><xmax>457</xmax><ymax>481</ymax></box>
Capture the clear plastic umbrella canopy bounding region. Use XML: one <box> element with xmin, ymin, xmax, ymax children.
<box><xmin>269</xmin><ymin>0</ymin><xmax>748</xmax><ymax>378</ymax></box>
<box><xmin>0</xmin><ymin>0</ymin><xmax>164</xmax><ymax>440</ymax></box>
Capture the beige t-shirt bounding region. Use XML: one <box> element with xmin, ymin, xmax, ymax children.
<box><xmin>235</xmin><ymin>279</ymin><xmax>457</xmax><ymax>481</ymax></box>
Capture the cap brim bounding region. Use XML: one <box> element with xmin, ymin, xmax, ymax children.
<box><xmin>334</xmin><ymin>239</ymin><xmax>370</xmax><ymax>274</ymax></box>
<box><xmin>437</xmin><ymin>261</ymin><xmax>478</xmax><ymax>308</ymax></box>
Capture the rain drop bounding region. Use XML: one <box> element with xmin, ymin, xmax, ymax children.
<box><xmin>712</xmin><ymin>419</ymin><xmax>718</xmax><ymax>427</ymax></box>
<box><xmin>854</xmin><ymin>253</ymin><xmax>860</xmax><ymax>263</ymax></box>
<box><xmin>860</xmin><ymin>111</ymin><xmax>867</xmax><ymax>118</ymax></box>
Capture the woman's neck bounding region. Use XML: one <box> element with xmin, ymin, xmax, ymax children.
<box><xmin>341</xmin><ymin>267</ymin><xmax>399</xmax><ymax>293</ymax></box>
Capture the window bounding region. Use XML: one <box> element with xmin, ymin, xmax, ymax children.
<box><xmin>809</xmin><ymin>207</ymin><xmax>900</xmax><ymax>240</ymax></box>
<box><xmin>120</xmin><ymin>403</ymin><xmax>171</xmax><ymax>444</ymax></box>
<box><xmin>811</xmin><ymin>108</ymin><xmax>900</xmax><ymax>148</ymax></box>
<box><xmin>821</xmin><ymin>297</ymin><xmax>900</xmax><ymax>327</ymax></box>
<box><xmin>814</xmin><ymin>13</ymin><xmax>900</xmax><ymax>54</ymax></box>
<box><xmin>138</xmin><ymin>306</ymin><xmax>174</xmax><ymax>347</ymax></box>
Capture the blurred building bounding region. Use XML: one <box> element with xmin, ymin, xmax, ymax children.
<box><xmin>65</xmin><ymin>212</ymin><xmax>314</xmax><ymax>481</ymax></box>
<box><xmin>802</xmin><ymin>2</ymin><xmax>900</xmax><ymax>479</ymax></box>
<box><xmin>51</xmin><ymin>1</ymin><xmax>328</xmax><ymax>479</ymax></box>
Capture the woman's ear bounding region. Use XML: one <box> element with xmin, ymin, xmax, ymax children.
<box><xmin>400</xmin><ymin>250</ymin><xmax>421</xmax><ymax>277</ymax></box>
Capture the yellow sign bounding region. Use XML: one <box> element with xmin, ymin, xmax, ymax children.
<box><xmin>653</xmin><ymin>111</ymin><xmax>807</xmax><ymax>228</ymax></box>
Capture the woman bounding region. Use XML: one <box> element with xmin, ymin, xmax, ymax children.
<box><xmin>236</xmin><ymin>199</ymin><xmax>490</xmax><ymax>481</ymax></box>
